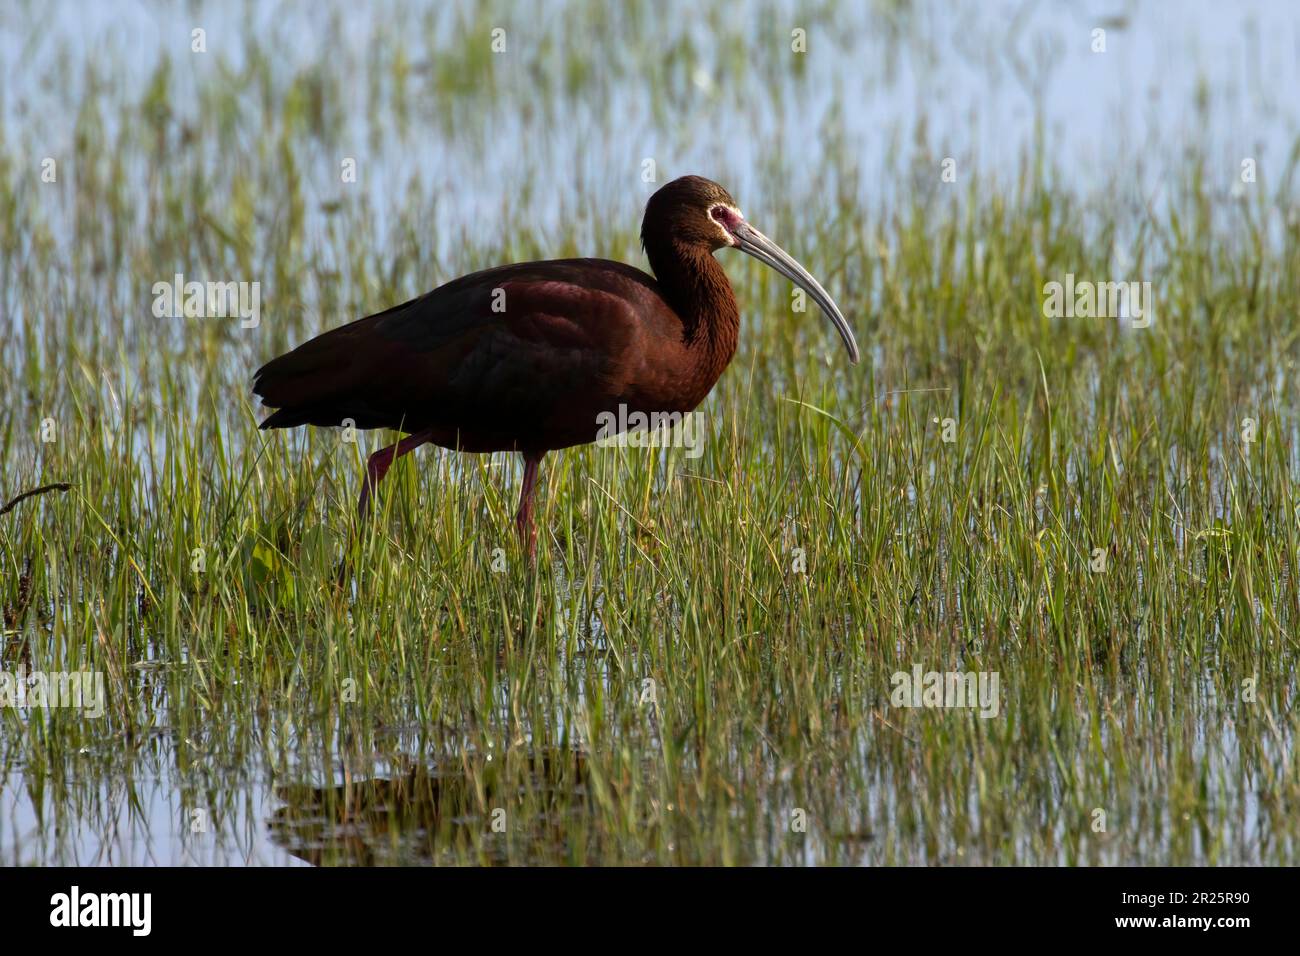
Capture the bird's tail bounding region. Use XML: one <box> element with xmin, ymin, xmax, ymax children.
<box><xmin>252</xmin><ymin>315</ymin><xmax>385</xmax><ymax>430</ymax></box>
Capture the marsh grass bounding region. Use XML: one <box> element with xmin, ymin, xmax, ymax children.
<box><xmin>1</xmin><ymin>1</ymin><xmax>1298</xmax><ymax>864</ymax></box>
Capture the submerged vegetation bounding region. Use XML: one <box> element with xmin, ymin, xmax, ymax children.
<box><xmin>1</xmin><ymin>0</ymin><xmax>1298</xmax><ymax>864</ymax></box>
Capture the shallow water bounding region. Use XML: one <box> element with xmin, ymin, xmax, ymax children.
<box><xmin>4</xmin><ymin>0</ymin><xmax>1296</xmax><ymax>256</ymax></box>
<box><xmin>2</xmin><ymin>0</ymin><xmax>1299</xmax><ymax>866</ymax></box>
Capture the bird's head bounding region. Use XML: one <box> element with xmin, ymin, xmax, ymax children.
<box><xmin>642</xmin><ymin>175</ymin><xmax>860</xmax><ymax>364</ymax></box>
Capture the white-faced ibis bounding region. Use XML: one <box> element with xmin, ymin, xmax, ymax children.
<box><xmin>253</xmin><ymin>175</ymin><xmax>858</xmax><ymax>555</ymax></box>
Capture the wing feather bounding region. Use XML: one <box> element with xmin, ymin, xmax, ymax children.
<box><xmin>253</xmin><ymin>259</ymin><xmax>659</xmax><ymax>440</ymax></box>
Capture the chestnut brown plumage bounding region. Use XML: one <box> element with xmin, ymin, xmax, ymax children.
<box><xmin>253</xmin><ymin>175</ymin><xmax>858</xmax><ymax>555</ymax></box>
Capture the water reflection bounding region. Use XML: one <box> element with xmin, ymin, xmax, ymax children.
<box><xmin>268</xmin><ymin>751</ymin><xmax>589</xmax><ymax>866</ymax></box>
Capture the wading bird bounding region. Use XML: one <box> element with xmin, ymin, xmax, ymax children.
<box><xmin>253</xmin><ymin>176</ymin><xmax>858</xmax><ymax>555</ymax></box>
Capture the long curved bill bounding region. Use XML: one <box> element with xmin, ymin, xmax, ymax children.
<box><xmin>731</xmin><ymin>221</ymin><xmax>860</xmax><ymax>364</ymax></box>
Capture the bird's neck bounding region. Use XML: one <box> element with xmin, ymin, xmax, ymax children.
<box><xmin>648</xmin><ymin>239</ymin><xmax>740</xmax><ymax>379</ymax></box>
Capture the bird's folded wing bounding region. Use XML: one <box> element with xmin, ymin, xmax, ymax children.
<box><xmin>253</xmin><ymin>259</ymin><xmax>657</xmax><ymax>434</ymax></box>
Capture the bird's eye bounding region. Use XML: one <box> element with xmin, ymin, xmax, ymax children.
<box><xmin>709</xmin><ymin>204</ymin><xmax>741</xmax><ymax>229</ymax></box>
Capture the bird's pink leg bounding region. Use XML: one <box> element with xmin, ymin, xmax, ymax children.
<box><xmin>357</xmin><ymin>429</ymin><xmax>434</xmax><ymax>519</ymax></box>
<box><xmin>515</xmin><ymin>451</ymin><xmax>545</xmax><ymax>559</ymax></box>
